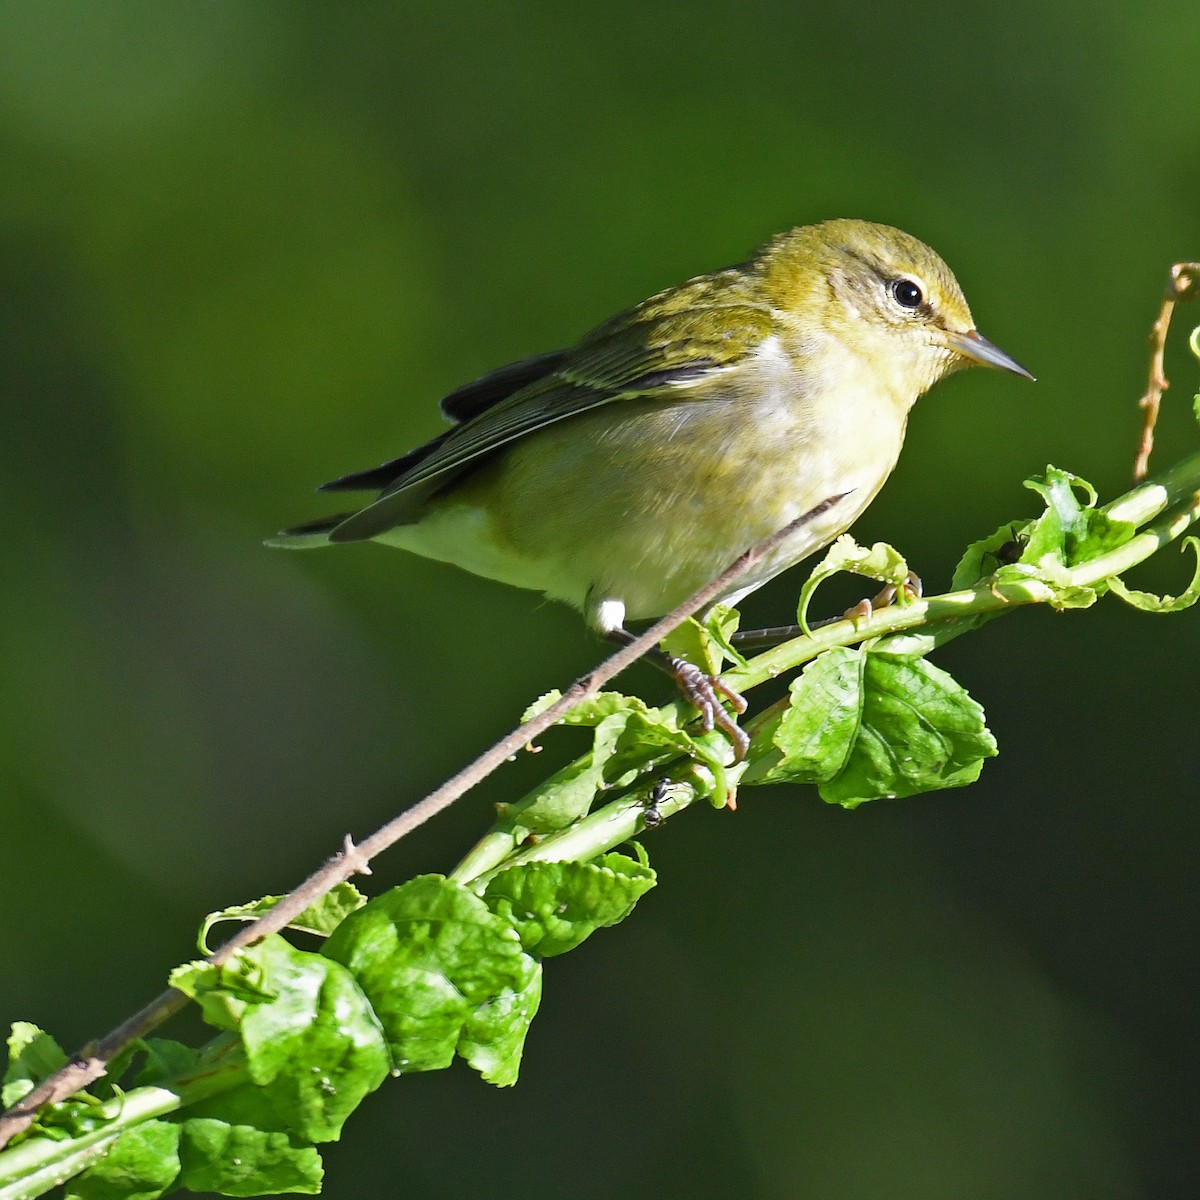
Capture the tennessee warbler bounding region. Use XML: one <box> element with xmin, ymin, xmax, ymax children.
<box><xmin>271</xmin><ymin>219</ymin><xmax>1030</xmax><ymax>729</ymax></box>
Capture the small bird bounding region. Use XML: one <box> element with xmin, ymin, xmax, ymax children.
<box><xmin>271</xmin><ymin>219</ymin><xmax>1030</xmax><ymax>739</ymax></box>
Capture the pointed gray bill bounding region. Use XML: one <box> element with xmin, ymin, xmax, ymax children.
<box><xmin>946</xmin><ymin>329</ymin><xmax>1035</xmax><ymax>380</ymax></box>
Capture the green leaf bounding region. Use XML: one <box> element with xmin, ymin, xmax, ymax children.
<box><xmin>507</xmin><ymin>689</ymin><xmax>732</xmax><ymax>829</ymax></box>
<box><xmin>524</xmin><ymin>688</ymin><xmax>649</xmax><ymax>728</ymax></box>
<box><xmin>557</xmin><ymin>691</ymin><xmax>653</xmax><ymax>726</ymax></box>
<box><xmin>1021</xmin><ymin>468</ymin><xmax>1133</xmax><ymax>570</ymax></box>
<box><xmin>2</xmin><ymin>1022</ymin><xmax>68</xmax><ymax>1109</ymax></box>
<box><xmin>705</xmin><ymin>604</ymin><xmax>748</xmax><ymax>667</ymax></box>
<box><xmin>240</xmin><ymin>938</ymin><xmax>389</xmax><ymax>1141</ymax></box>
<box><xmin>745</xmin><ymin>648</ymin><xmax>996</xmax><ymax>807</ymax></box>
<box><xmin>66</xmin><ymin>1120</ymin><xmax>181</xmax><ymax>1200</ymax></box>
<box><xmin>660</xmin><ymin>606</ymin><xmax>746</xmax><ymax>674</ymax></box>
<box><xmin>457</xmin><ymin>966</ymin><xmax>542</xmax><ymax>1086</ymax></box>
<box><xmin>198</xmin><ymin>883</ymin><xmax>367</xmax><ymax>954</ymax></box>
<box><xmin>177</xmin><ymin>1118</ymin><xmax>322</xmax><ymax>1196</ymax></box>
<box><xmin>503</xmin><ymin>709</ymin><xmax>633</xmax><ymax>832</ymax></box>
<box><xmin>823</xmin><ymin>653</ymin><xmax>996</xmax><ymax>807</ymax></box>
<box><xmin>951</xmin><ymin>469</ymin><xmax>1136</xmax><ymax>609</ymax></box>
<box><xmin>742</xmin><ymin>647</ymin><xmax>865</xmax><ymax>786</ymax></box>
<box><xmin>796</xmin><ymin>536</ymin><xmax>911</xmax><ymax>631</ymax></box>
<box><xmin>1109</xmin><ymin>536</ymin><xmax>1200</xmax><ymax>612</ymax></box>
<box><xmin>170</xmin><ymin>937</ymin><xmax>389</xmax><ymax>1142</ymax></box>
<box><xmin>323</xmin><ymin>875</ymin><xmax>541</xmax><ymax>1086</ymax></box>
<box><xmin>992</xmin><ymin>560</ymin><xmax>1099</xmax><ymax>609</ymax></box>
<box><xmin>950</xmin><ymin>520</ymin><xmax>1027</xmax><ymax>589</ymax></box>
<box><xmin>131</xmin><ymin>1039</ymin><xmax>200</xmax><ymax>1088</ymax></box>
<box><xmin>186</xmin><ymin>1079</ymin><xmax>297</xmax><ymax>1134</ymax></box>
<box><xmin>169</xmin><ymin>954</ymin><xmax>274</xmax><ymax>1032</ymax></box>
<box><xmin>660</xmin><ymin>617</ymin><xmax>721</xmax><ymax>675</ymax></box>
<box><xmin>483</xmin><ymin>852</ymin><xmax>658</xmax><ymax>957</ymax></box>
<box><xmin>522</xmin><ymin>689</ymin><xmax>563</xmax><ymax>722</ymax></box>
<box><xmin>953</xmin><ymin>469</ymin><xmax>1138</xmax><ymax>603</ymax></box>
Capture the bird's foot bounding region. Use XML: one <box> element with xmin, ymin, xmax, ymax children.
<box><xmin>665</xmin><ymin>654</ymin><xmax>750</xmax><ymax>761</ymax></box>
<box><xmin>842</xmin><ymin>570</ymin><xmax>923</xmax><ymax>625</ymax></box>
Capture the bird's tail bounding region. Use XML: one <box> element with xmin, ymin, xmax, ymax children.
<box><xmin>264</xmin><ymin>514</ymin><xmax>353</xmax><ymax>549</ymax></box>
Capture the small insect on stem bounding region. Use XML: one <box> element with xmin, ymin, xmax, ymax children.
<box><xmin>642</xmin><ymin>779</ymin><xmax>669</xmax><ymax>828</ymax></box>
<box><xmin>1133</xmin><ymin>262</ymin><xmax>1200</xmax><ymax>482</ymax></box>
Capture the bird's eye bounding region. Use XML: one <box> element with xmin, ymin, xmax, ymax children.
<box><xmin>889</xmin><ymin>278</ymin><xmax>924</xmax><ymax>309</ymax></box>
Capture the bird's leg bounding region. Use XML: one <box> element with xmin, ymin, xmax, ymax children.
<box><xmin>730</xmin><ymin>571</ymin><xmax>924</xmax><ymax>648</ymax></box>
<box><xmin>604</xmin><ymin>628</ymin><xmax>750</xmax><ymax>761</ymax></box>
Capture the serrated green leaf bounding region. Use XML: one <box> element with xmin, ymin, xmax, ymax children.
<box><xmin>994</xmin><ymin>561</ymin><xmax>1098</xmax><ymax>609</ymax></box>
<box><xmin>3</xmin><ymin>1022</ymin><xmax>68</xmax><ymax>1109</ymax></box>
<box><xmin>1109</xmin><ymin>536</ymin><xmax>1200</xmax><ymax>612</ymax></box>
<box><xmin>559</xmin><ymin>692</ymin><xmax>654</xmax><ymax>725</ymax></box>
<box><xmin>504</xmin><ymin>710</ymin><xmax>632</xmax><ymax>832</ymax></box>
<box><xmin>523</xmin><ymin>689</ymin><xmax>650</xmax><ymax>727</ymax></box>
<box><xmin>198</xmin><ymin>884</ymin><xmax>367</xmax><ymax>954</ymax></box>
<box><xmin>745</xmin><ymin>649</ymin><xmax>995</xmax><ymax>806</ymax></box>
<box><xmin>821</xmin><ymin>652</ymin><xmax>997</xmax><ymax>807</ymax></box>
<box><xmin>239</xmin><ymin>938</ymin><xmax>390</xmax><ymax>1141</ymax></box>
<box><xmin>483</xmin><ymin>853</ymin><xmax>658</xmax><ymax>958</ymax></box>
<box><xmin>705</xmin><ymin>604</ymin><xmax>747</xmax><ymax>667</ymax></box>
<box><xmin>170</xmin><ymin>937</ymin><xmax>389</xmax><ymax>1142</ymax></box>
<box><xmin>66</xmin><ymin>1120</ymin><xmax>180</xmax><ymax>1200</ymax></box>
<box><xmin>458</xmin><ymin>966</ymin><xmax>543</xmax><ymax>1086</ymax></box>
<box><xmin>521</xmin><ymin>689</ymin><xmax>564</xmax><ymax>722</ymax></box>
<box><xmin>506</xmin><ymin>751</ymin><xmax>606</xmax><ymax>832</ymax></box>
<box><xmin>177</xmin><ymin>1118</ymin><xmax>322</xmax><ymax>1196</ymax></box>
<box><xmin>605</xmin><ymin>711</ymin><xmax>701</xmax><ymax>781</ymax></box>
<box><xmin>323</xmin><ymin>876</ymin><xmax>540</xmax><ymax>1086</ymax></box>
<box><xmin>742</xmin><ymin>647</ymin><xmax>864</xmax><ymax>786</ymax></box>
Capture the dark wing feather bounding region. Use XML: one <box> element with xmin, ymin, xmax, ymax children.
<box><xmin>439</xmin><ymin>350</ymin><xmax>568</xmax><ymax>422</ymax></box>
<box><xmin>318</xmin><ymin>429</ymin><xmax>454</xmax><ymax>494</ymax></box>
<box><xmin>328</xmin><ymin>271</ymin><xmax>774</xmax><ymax>543</ymax></box>
<box><xmin>319</xmin><ymin>352</ymin><xmax>567</xmax><ymax>494</ymax></box>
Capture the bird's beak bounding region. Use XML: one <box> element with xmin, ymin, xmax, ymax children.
<box><xmin>945</xmin><ymin>328</ymin><xmax>1035</xmax><ymax>380</ymax></box>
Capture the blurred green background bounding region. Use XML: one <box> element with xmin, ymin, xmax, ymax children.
<box><xmin>1</xmin><ymin>3</ymin><xmax>1197</xmax><ymax>1197</ymax></box>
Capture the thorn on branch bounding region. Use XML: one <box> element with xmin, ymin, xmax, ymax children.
<box><xmin>340</xmin><ymin>834</ymin><xmax>373</xmax><ymax>877</ymax></box>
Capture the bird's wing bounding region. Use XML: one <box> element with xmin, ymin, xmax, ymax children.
<box><xmin>319</xmin><ymin>351</ymin><xmax>570</xmax><ymax>495</ymax></box>
<box><xmin>328</xmin><ymin>272</ymin><xmax>774</xmax><ymax>542</ymax></box>
<box><xmin>439</xmin><ymin>350</ymin><xmax>570</xmax><ymax>423</ymax></box>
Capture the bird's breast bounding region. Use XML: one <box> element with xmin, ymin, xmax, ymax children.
<box><xmin>390</xmin><ymin>344</ymin><xmax>911</xmax><ymax>622</ymax></box>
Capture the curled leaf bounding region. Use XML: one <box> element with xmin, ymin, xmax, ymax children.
<box><xmin>197</xmin><ymin>884</ymin><xmax>366</xmax><ymax>954</ymax></box>
<box><xmin>951</xmin><ymin>520</ymin><xmax>1028</xmax><ymax>589</ymax></box>
<box><xmin>1108</xmin><ymin>537</ymin><xmax>1200</xmax><ymax>613</ymax></box>
<box><xmin>796</xmin><ymin>536</ymin><xmax>911</xmax><ymax>634</ymax></box>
